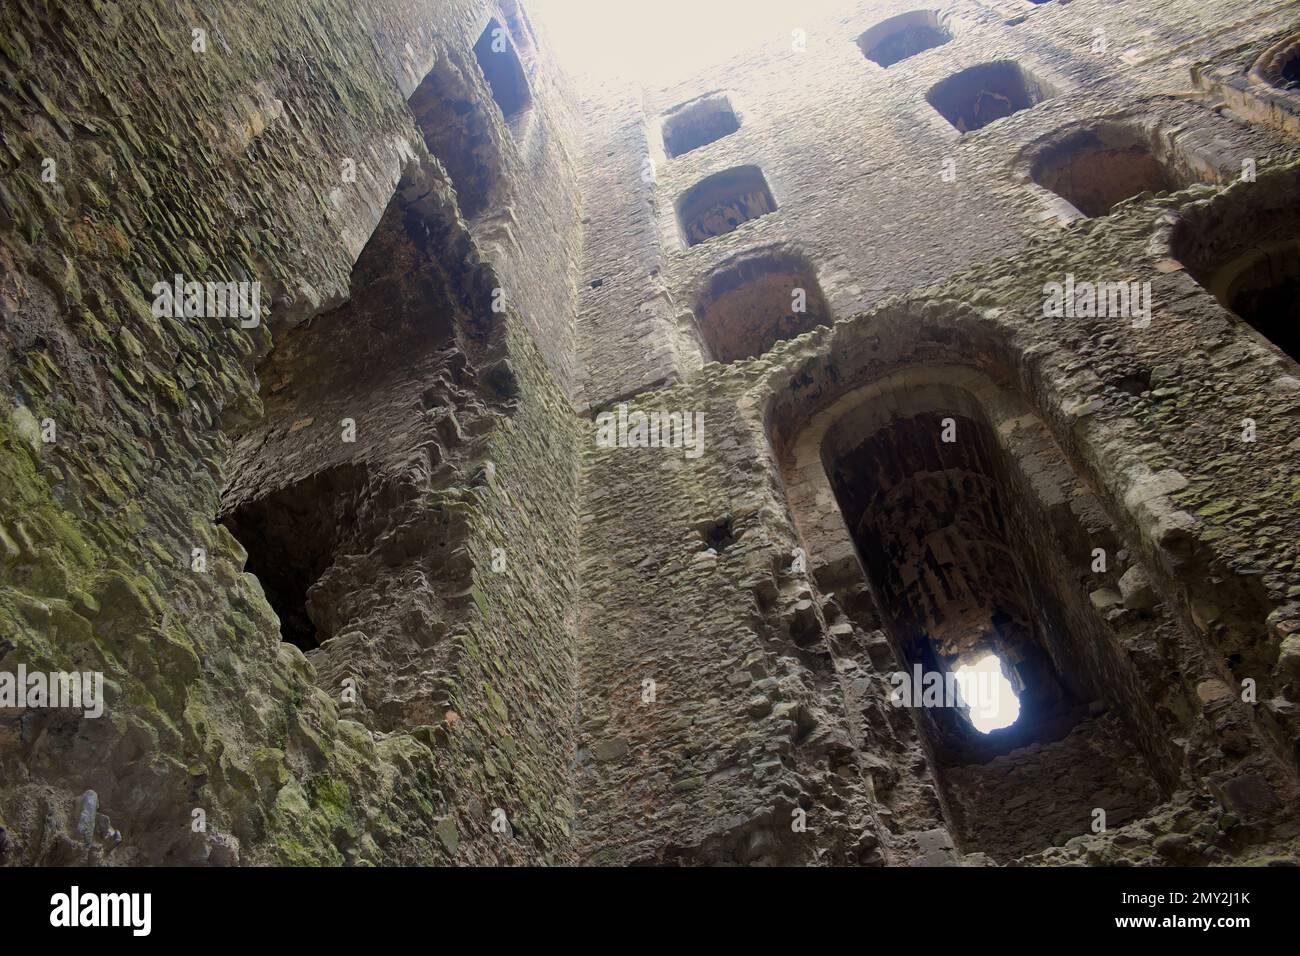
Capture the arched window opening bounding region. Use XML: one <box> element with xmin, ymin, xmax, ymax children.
<box><xmin>1200</xmin><ymin>34</ymin><xmax>1300</xmax><ymax>136</ymax></box>
<box><xmin>1219</xmin><ymin>244</ymin><xmax>1300</xmax><ymax>361</ymax></box>
<box><xmin>408</xmin><ymin>53</ymin><xmax>503</xmax><ymax>219</ymax></box>
<box><xmin>1253</xmin><ymin>34</ymin><xmax>1300</xmax><ymax>92</ymax></box>
<box><xmin>694</xmin><ymin>247</ymin><xmax>831</xmax><ymax>362</ymax></box>
<box><xmin>676</xmin><ymin>165</ymin><xmax>777</xmax><ymax>247</ymax></box>
<box><xmin>1286</xmin><ymin>56</ymin><xmax>1300</xmax><ymax>88</ymax></box>
<box><xmin>824</xmin><ymin>406</ymin><xmax>1080</xmax><ymax>759</ymax></box>
<box><xmin>811</xmin><ymin>381</ymin><xmax>1166</xmax><ymax>860</ymax></box>
<box><xmin>662</xmin><ymin>93</ymin><xmax>740</xmax><ymax>158</ymax></box>
<box><xmin>927</xmin><ymin>61</ymin><xmax>1055</xmax><ymax>133</ymax></box>
<box><xmin>857</xmin><ymin>11</ymin><xmax>951</xmax><ymax>68</ymax></box>
<box><xmin>1028</xmin><ymin>122</ymin><xmax>1220</xmax><ymax>217</ymax></box>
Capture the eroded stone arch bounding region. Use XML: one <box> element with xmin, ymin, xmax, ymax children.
<box><xmin>692</xmin><ymin>245</ymin><xmax>831</xmax><ymax>363</ymax></box>
<box><xmin>758</xmin><ymin>302</ymin><xmax>1296</xmax><ymax>860</ymax></box>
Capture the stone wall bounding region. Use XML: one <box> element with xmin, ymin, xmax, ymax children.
<box><xmin>2</xmin><ymin>0</ymin><xmax>1299</xmax><ymax>869</ymax></box>
<box><xmin>567</xmin><ymin>0</ymin><xmax>1300</xmax><ymax>865</ymax></box>
<box><xmin>944</xmin><ymin>712</ymin><xmax>1163</xmax><ymax>862</ymax></box>
<box><xmin>0</xmin><ymin>0</ymin><xmax>583</xmax><ymax>865</ymax></box>
<box><xmin>572</xmin><ymin>0</ymin><xmax>1297</xmax><ymax>409</ymax></box>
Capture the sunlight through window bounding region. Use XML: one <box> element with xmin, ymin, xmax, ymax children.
<box><xmin>955</xmin><ymin>652</ymin><xmax>1020</xmax><ymax>733</ymax></box>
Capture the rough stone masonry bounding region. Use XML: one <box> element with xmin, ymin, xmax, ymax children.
<box><xmin>0</xmin><ymin>0</ymin><xmax>1297</xmax><ymax>867</ymax></box>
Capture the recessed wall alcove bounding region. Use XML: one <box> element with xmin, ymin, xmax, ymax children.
<box><xmin>693</xmin><ymin>246</ymin><xmax>831</xmax><ymax>362</ymax></box>
<box><xmin>774</xmin><ymin>365</ymin><xmax>1181</xmax><ymax>860</ymax></box>
<box><xmin>1028</xmin><ymin>120</ymin><xmax>1218</xmax><ymax>217</ymax></box>
<box><xmin>220</xmin><ymin>161</ymin><xmax>470</xmax><ymax>648</ymax></box>
<box><xmin>1171</xmin><ymin>167</ymin><xmax>1300</xmax><ymax>363</ymax></box>
<box><xmin>676</xmin><ymin>165</ymin><xmax>777</xmax><ymax>247</ymax></box>
<box><xmin>927</xmin><ymin>61</ymin><xmax>1056</xmax><ymax>133</ymax></box>
<box><xmin>217</xmin><ymin>153</ymin><xmax>508</xmax><ymax>737</ymax></box>
<box><xmin>662</xmin><ymin>93</ymin><xmax>741</xmax><ymax>158</ymax></box>
<box><xmin>857</xmin><ymin>10</ymin><xmax>952</xmax><ymax>68</ymax></box>
<box><xmin>221</xmin><ymin>464</ymin><xmax>370</xmax><ymax>651</ymax></box>
<box><xmin>474</xmin><ymin>17</ymin><xmax>532</xmax><ymax>122</ymax></box>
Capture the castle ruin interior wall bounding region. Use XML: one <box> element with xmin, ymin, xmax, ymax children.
<box><xmin>1</xmin><ymin>0</ymin><xmax>1298</xmax><ymax>866</ymax></box>
<box><xmin>570</xmin><ymin>0</ymin><xmax>1300</xmax><ymax>865</ymax></box>
<box><xmin>0</xmin><ymin>0</ymin><xmax>583</xmax><ymax>865</ymax></box>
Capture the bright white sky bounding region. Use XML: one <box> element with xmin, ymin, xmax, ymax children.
<box><xmin>955</xmin><ymin>652</ymin><xmax>1021</xmax><ymax>734</ymax></box>
<box><xmin>530</xmin><ymin>0</ymin><xmax>850</xmax><ymax>86</ymax></box>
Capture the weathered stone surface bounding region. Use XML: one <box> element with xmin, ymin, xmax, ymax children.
<box><xmin>1118</xmin><ymin>566</ymin><xmax>1159</xmax><ymax>612</ymax></box>
<box><xmin>0</xmin><ymin>0</ymin><xmax>1298</xmax><ymax>870</ymax></box>
<box><xmin>0</xmin><ymin>0</ymin><xmax>581</xmax><ymax>866</ymax></box>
